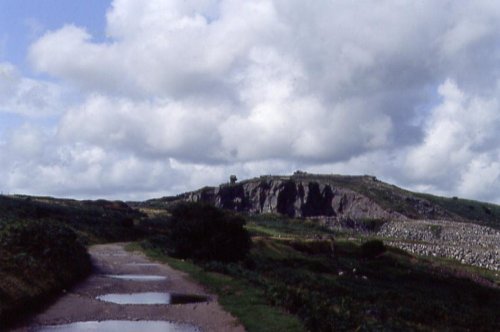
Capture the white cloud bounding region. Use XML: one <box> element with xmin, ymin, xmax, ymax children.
<box><xmin>458</xmin><ymin>155</ymin><xmax>500</xmax><ymax>202</ymax></box>
<box><xmin>0</xmin><ymin>62</ymin><xmax>64</xmax><ymax>117</ymax></box>
<box><xmin>405</xmin><ymin>79</ymin><xmax>500</xmax><ymax>195</ymax></box>
<box><xmin>0</xmin><ymin>137</ymin><xmax>189</xmax><ymax>199</ymax></box>
<box><xmin>9</xmin><ymin>124</ymin><xmax>45</xmax><ymax>159</ymax></box>
<box><xmin>57</xmin><ymin>95</ymin><xmax>227</xmax><ymax>162</ymax></box>
<box><xmin>0</xmin><ymin>0</ymin><xmax>498</xmax><ymax>202</ymax></box>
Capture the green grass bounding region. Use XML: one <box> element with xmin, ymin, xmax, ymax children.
<box><xmin>245</xmin><ymin>214</ymin><xmax>334</xmax><ymax>239</ymax></box>
<box><xmin>2</xmin><ymin>191</ymin><xmax>499</xmax><ymax>331</ymax></box>
<box><xmin>129</xmin><ymin>205</ymin><xmax>500</xmax><ymax>330</ymax></box>
<box><xmin>127</xmin><ymin>243</ymin><xmax>305</xmax><ymax>332</ymax></box>
<box><xmin>253</xmin><ymin>238</ymin><xmax>500</xmax><ymax>331</ymax></box>
<box><xmin>132</xmin><ymin>233</ymin><xmax>500</xmax><ymax>332</ymax></box>
<box><xmin>416</xmin><ymin>193</ymin><xmax>500</xmax><ymax>228</ymax></box>
<box><xmin>417</xmin><ymin>254</ymin><xmax>500</xmax><ymax>286</ymax></box>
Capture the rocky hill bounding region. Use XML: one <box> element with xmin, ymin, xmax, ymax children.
<box><xmin>142</xmin><ymin>172</ymin><xmax>500</xmax><ymax>229</ymax></box>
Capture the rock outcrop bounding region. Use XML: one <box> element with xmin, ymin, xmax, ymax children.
<box><xmin>155</xmin><ymin>174</ymin><xmax>457</xmax><ymax>221</ymax></box>
<box><xmin>182</xmin><ymin>179</ymin><xmax>397</xmax><ymax>220</ymax></box>
<box><xmin>142</xmin><ymin>173</ymin><xmax>500</xmax><ymax>271</ymax></box>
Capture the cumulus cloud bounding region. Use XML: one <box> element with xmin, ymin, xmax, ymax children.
<box><xmin>0</xmin><ymin>62</ymin><xmax>64</xmax><ymax>117</ymax></box>
<box><xmin>0</xmin><ymin>0</ymin><xmax>499</xmax><ymax>201</ymax></box>
<box><xmin>0</xmin><ymin>135</ymin><xmax>188</xmax><ymax>199</ymax></box>
<box><xmin>57</xmin><ymin>95</ymin><xmax>227</xmax><ymax>162</ymax></box>
<box><xmin>405</xmin><ymin>80</ymin><xmax>500</xmax><ymax>200</ymax></box>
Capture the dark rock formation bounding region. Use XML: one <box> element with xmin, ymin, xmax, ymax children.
<box><xmin>144</xmin><ymin>173</ymin><xmax>485</xmax><ymax>222</ymax></box>
<box><xmin>163</xmin><ymin>174</ymin><xmax>410</xmax><ymax>220</ymax></box>
<box><xmin>140</xmin><ymin>173</ymin><xmax>500</xmax><ymax>271</ymax></box>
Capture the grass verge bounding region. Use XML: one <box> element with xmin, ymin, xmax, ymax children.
<box><xmin>126</xmin><ymin>242</ymin><xmax>305</xmax><ymax>332</ymax></box>
<box><xmin>129</xmin><ymin>232</ymin><xmax>500</xmax><ymax>332</ymax></box>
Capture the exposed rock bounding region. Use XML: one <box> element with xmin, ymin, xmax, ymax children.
<box><xmin>378</xmin><ymin>220</ymin><xmax>500</xmax><ymax>271</ymax></box>
<box><xmin>213</xmin><ymin>180</ymin><xmax>389</xmax><ymax>219</ymax></box>
<box><xmin>166</xmin><ymin>175</ymin><xmax>426</xmax><ymax>221</ymax></box>
<box><xmin>143</xmin><ymin>173</ymin><xmax>500</xmax><ymax>271</ymax></box>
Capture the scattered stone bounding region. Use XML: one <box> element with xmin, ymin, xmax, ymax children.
<box><xmin>377</xmin><ymin>220</ymin><xmax>500</xmax><ymax>271</ymax></box>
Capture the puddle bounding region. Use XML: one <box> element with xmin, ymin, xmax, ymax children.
<box><xmin>105</xmin><ymin>274</ymin><xmax>166</xmax><ymax>281</ymax></box>
<box><xmin>125</xmin><ymin>263</ymin><xmax>161</xmax><ymax>267</ymax></box>
<box><xmin>35</xmin><ymin>320</ymin><xmax>199</xmax><ymax>332</ymax></box>
<box><xmin>96</xmin><ymin>292</ymin><xmax>209</xmax><ymax>305</ymax></box>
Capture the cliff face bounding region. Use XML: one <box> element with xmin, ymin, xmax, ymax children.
<box><xmin>141</xmin><ymin>173</ymin><xmax>500</xmax><ymax>227</ymax></box>
<box><xmin>175</xmin><ymin>175</ymin><xmax>408</xmax><ymax>220</ymax></box>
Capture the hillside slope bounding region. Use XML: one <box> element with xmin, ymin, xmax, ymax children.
<box><xmin>141</xmin><ymin>173</ymin><xmax>500</xmax><ymax>229</ymax></box>
<box><xmin>0</xmin><ymin>195</ymin><xmax>144</xmax><ymax>242</ymax></box>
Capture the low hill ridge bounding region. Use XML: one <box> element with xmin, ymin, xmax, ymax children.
<box><xmin>142</xmin><ymin>173</ymin><xmax>500</xmax><ymax>228</ymax></box>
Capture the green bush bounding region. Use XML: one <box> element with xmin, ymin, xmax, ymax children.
<box><xmin>360</xmin><ymin>239</ymin><xmax>386</xmax><ymax>258</ymax></box>
<box><xmin>166</xmin><ymin>202</ymin><xmax>251</xmax><ymax>262</ymax></box>
<box><xmin>0</xmin><ymin>220</ymin><xmax>90</xmax><ymax>274</ymax></box>
<box><xmin>0</xmin><ymin>220</ymin><xmax>91</xmax><ymax>325</ymax></box>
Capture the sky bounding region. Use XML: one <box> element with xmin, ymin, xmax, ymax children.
<box><xmin>1</xmin><ymin>0</ymin><xmax>500</xmax><ymax>203</ymax></box>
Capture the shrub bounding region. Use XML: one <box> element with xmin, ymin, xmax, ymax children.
<box><xmin>0</xmin><ymin>220</ymin><xmax>90</xmax><ymax>282</ymax></box>
<box><xmin>0</xmin><ymin>220</ymin><xmax>91</xmax><ymax>325</ymax></box>
<box><xmin>166</xmin><ymin>202</ymin><xmax>251</xmax><ymax>262</ymax></box>
<box><xmin>360</xmin><ymin>239</ymin><xmax>386</xmax><ymax>258</ymax></box>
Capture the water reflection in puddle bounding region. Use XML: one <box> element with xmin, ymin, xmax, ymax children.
<box><xmin>105</xmin><ymin>274</ymin><xmax>166</xmax><ymax>281</ymax></box>
<box><xmin>35</xmin><ymin>320</ymin><xmax>200</xmax><ymax>332</ymax></box>
<box><xmin>96</xmin><ymin>292</ymin><xmax>209</xmax><ymax>305</ymax></box>
<box><xmin>125</xmin><ymin>263</ymin><xmax>161</xmax><ymax>267</ymax></box>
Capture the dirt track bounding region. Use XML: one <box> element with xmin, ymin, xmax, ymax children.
<box><xmin>13</xmin><ymin>243</ymin><xmax>244</xmax><ymax>332</ymax></box>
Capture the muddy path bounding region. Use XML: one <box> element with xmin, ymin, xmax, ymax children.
<box><xmin>13</xmin><ymin>243</ymin><xmax>244</xmax><ymax>332</ymax></box>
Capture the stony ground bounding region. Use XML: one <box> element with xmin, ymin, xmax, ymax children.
<box><xmin>377</xmin><ymin>220</ymin><xmax>500</xmax><ymax>271</ymax></box>
<box><xmin>12</xmin><ymin>243</ymin><xmax>244</xmax><ymax>332</ymax></box>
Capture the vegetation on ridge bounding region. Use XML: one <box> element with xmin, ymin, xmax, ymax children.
<box><xmin>138</xmin><ymin>173</ymin><xmax>500</xmax><ymax>229</ymax></box>
<box><xmin>136</xmin><ymin>209</ymin><xmax>500</xmax><ymax>332</ymax></box>
<box><xmin>416</xmin><ymin>193</ymin><xmax>500</xmax><ymax>225</ymax></box>
<box><xmin>0</xmin><ymin>195</ymin><xmax>144</xmax><ymax>243</ymax></box>
<box><xmin>0</xmin><ymin>220</ymin><xmax>91</xmax><ymax>327</ymax></box>
<box><xmin>0</xmin><ymin>194</ymin><xmax>146</xmax><ymax>328</ymax></box>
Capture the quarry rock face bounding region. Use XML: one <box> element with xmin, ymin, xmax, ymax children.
<box><xmin>143</xmin><ymin>173</ymin><xmax>500</xmax><ymax>271</ymax></box>
<box><xmin>176</xmin><ymin>175</ymin><xmax>406</xmax><ymax>220</ymax></box>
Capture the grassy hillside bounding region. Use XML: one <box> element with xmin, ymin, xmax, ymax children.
<box><xmin>2</xmin><ymin>186</ymin><xmax>499</xmax><ymax>330</ymax></box>
<box><xmin>136</xmin><ymin>211</ymin><xmax>500</xmax><ymax>332</ymax></box>
<box><xmin>0</xmin><ymin>195</ymin><xmax>145</xmax><ymax>243</ymax></box>
<box><xmin>0</xmin><ymin>194</ymin><xmax>147</xmax><ymax>329</ymax></box>
<box><xmin>309</xmin><ymin>175</ymin><xmax>500</xmax><ymax>228</ymax></box>
<box><xmin>140</xmin><ymin>174</ymin><xmax>500</xmax><ymax>229</ymax></box>
<box><xmin>416</xmin><ymin>193</ymin><xmax>500</xmax><ymax>225</ymax></box>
